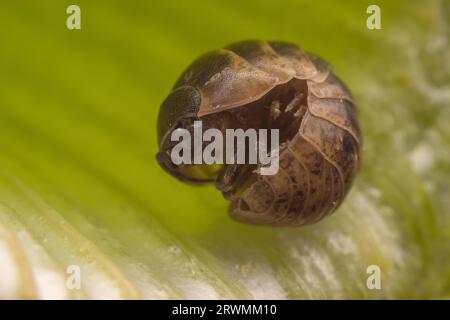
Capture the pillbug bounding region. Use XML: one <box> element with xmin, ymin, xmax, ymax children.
<box><xmin>156</xmin><ymin>40</ymin><xmax>362</xmax><ymax>226</ymax></box>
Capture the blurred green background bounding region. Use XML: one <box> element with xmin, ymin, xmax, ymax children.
<box><xmin>0</xmin><ymin>0</ymin><xmax>449</xmax><ymax>299</ymax></box>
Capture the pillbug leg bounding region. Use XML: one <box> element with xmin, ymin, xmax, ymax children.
<box><xmin>269</xmin><ymin>100</ymin><xmax>281</xmax><ymax>123</ymax></box>
<box><xmin>280</xmin><ymin>90</ymin><xmax>308</xmax><ymax>141</ymax></box>
<box><xmin>284</xmin><ymin>92</ymin><xmax>303</xmax><ymax>113</ymax></box>
<box><xmin>215</xmin><ymin>164</ymin><xmax>255</xmax><ymax>198</ymax></box>
<box><xmin>215</xmin><ymin>164</ymin><xmax>240</xmax><ymax>194</ymax></box>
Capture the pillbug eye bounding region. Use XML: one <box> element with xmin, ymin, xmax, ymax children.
<box><xmin>156</xmin><ymin>40</ymin><xmax>362</xmax><ymax>227</ymax></box>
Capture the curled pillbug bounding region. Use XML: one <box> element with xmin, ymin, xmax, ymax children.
<box><xmin>156</xmin><ymin>40</ymin><xmax>362</xmax><ymax>226</ymax></box>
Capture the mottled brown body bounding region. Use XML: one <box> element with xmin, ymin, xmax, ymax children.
<box><xmin>157</xmin><ymin>40</ymin><xmax>362</xmax><ymax>226</ymax></box>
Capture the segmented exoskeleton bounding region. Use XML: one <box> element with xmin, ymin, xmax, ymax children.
<box><xmin>157</xmin><ymin>40</ymin><xmax>362</xmax><ymax>226</ymax></box>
